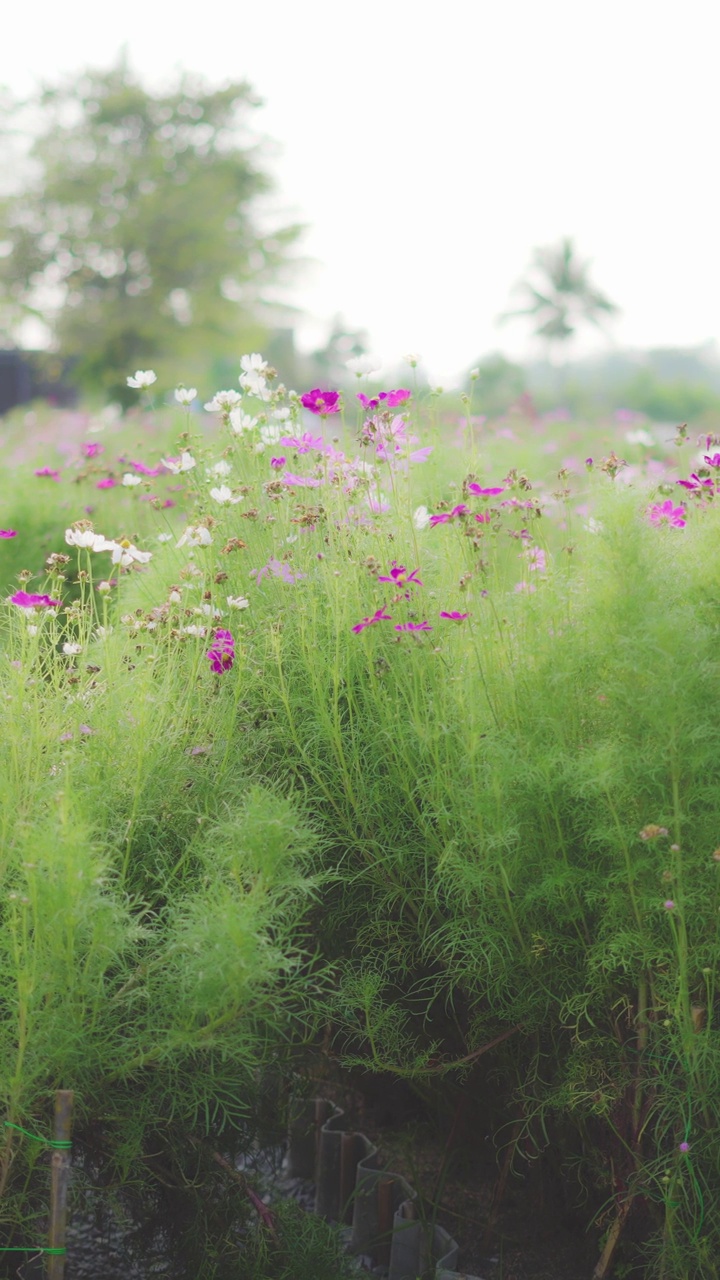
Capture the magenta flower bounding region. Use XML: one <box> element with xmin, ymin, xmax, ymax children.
<box><xmin>357</xmin><ymin>392</ymin><xmax>381</xmax><ymax>411</ymax></box>
<box><xmin>429</xmin><ymin>504</ymin><xmax>468</xmax><ymax>527</ymax></box>
<box><xmin>280</xmin><ymin>432</ymin><xmax>325</xmax><ymax>453</ymax></box>
<box><xmin>704</xmin><ymin>453</ymin><xmax>720</xmax><ymax>468</ymax></box>
<box><xmin>394</xmin><ymin>620</ymin><xmax>432</xmax><ymax>632</ymax></box>
<box><xmin>377</xmin><ymin>563</ymin><xmax>423</xmax><ymax>590</ymax></box>
<box><xmin>300</xmin><ymin>389</ymin><xmax>341</xmax><ymax>416</ymax></box>
<box><xmin>677</xmin><ymin>474</ymin><xmax>714</xmax><ymax>491</ymax></box>
<box><xmin>679</xmin><ymin>1141</ymin><xmax>691</xmax><ymax>1153</ymax></box>
<box><xmin>34</xmin><ymin>467</ymin><xmax>60</xmax><ymax>480</ymax></box>
<box><xmin>127</xmin><ymin>460</ymin><xmax>165</xmax><ymax>477</ymax></box>
<box><xmin>10</xmin><ymin>591</ymin><xmax>61</xmax><ymax>608</ymax></box>
<box><xmin>647</xmin><ymin>500</ymin><xmax>686</xmax><ymax>528</ymax></box>
<box><xmin>81</xmin><ymin>442</ymin><xmax>104</xmax><ymax>458</ymax></box>
<box><xmin>384</xmin><ymin>389</ymin><xmax>411</xmax><ymax>408</ymax></box>
<box><xmin>475</xmin><ymin>512</ymin><xmax>492</xmax><ymax>524</ymax></box>
<box><xmin>439</xmin><ymin>611</ymin><xmax>468</xmax><ymax>621</ymax></box>
<box><xmin>270</xmin><ymin>456</ymin><xmax>286</xmax><ymax>469</ymax></box>
<box><xmin>351</xmin><ymin>607</ymin><xmax>392</xmax><ymax>633</ymax></box>
<box><xmin>206</xmin><ymin>627</ymin><xmax>235</xmax><ymax>674</ymax></box>
<box><xmin>282</xmin><ymin>472</ymin><xmax>323</xmax><ymax>488</ymax></box>
<box><xmin>663</xmin><ymin>899</ymin><xmax>676</xmax><ymax>911</ymax></box>
<box><xmin>525</xmin><ymin>547</ymin><xmax>547</xmax><ymax>572</ymax></box>
<box><xmin>96</xmin><ymin>477</ymin><xmax>118</xmax><ymax>489</ymax></box>
<box><xmin>0</xmin><ymin>529</ymin><xmax>18</xmax><ymax>538</ymax></box>
<box><xmin>468</xmin><ymin>483</ymin><xmax>505</xmax><ymax>497</ymax></box>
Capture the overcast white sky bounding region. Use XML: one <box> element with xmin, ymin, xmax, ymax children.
<box><xmin>3</xmin><ymin>0</ymin><xmax>720</xmax><ymax>382</ymax></box>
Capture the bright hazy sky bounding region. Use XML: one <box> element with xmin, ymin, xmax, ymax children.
<box><xmin>4</xmin><ymin>0</ymin><xmax>720</xmax><ymax>381</ymax></box>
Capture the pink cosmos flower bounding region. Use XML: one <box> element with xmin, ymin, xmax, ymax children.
<box><xmin>677</xmin><ymin>474</ymin><xmax>714</xmax><ymax>491</ymax></box>
<box><xmin>125</xmin><ymin>460</ymin><xmax>166</xmax><ymax>477</ymax></box>
<box><xmin>514</xmin><ymin>581</ymin><xmax>537</xmax><ymax>594</ymax></box>
<box><xmin>475</xmin><ymin>512</ymin><xmax>492</xmax><ymax>523</ymax></box>
<box><xmin>251</xmin><ymin>559</ymin><xmax>307</xmax><ymax>585</ymax></box>
<box><xmin>206</xmin><ymin>628</ymin><xmax>235</xmax><ymax>674</ymax></box>
<box><xmin>357</xmin><ymin>392</ymin><xmax>381</xmax><ymax>410</ymax></box>
<box><xmin>468</xmin><ymin>483</ymin><xmax>505</xmax><ymax>497</ymax></box>
<box><xmin>282</xmin><ymin>472</ymin><xmax>323</xmax><ymax>488</ymax></box>
<box><xmin>96</xmin><ymin>477</ymin><xmax>118</xmax><ymax>489</ymax></box>
<box><xmin>678</xmin><ymin>1142</ymin><xmax>690</xmax><ymax>1153</ymax></box>
<box><xmin>34</xmin><ymin>468</ymin><xmax>60</xmax><ymax>480</ymax></box>
<box><xmin>0</xmin><ymin>529</ymin><xmax>18</xmax><ymax>538</ymax></box>
<box><xmin>663</xmin><ymin>899</ymin><xmax>676</xmax><ymax>910</ymax></box>
<box><xmin>377</xmin><ymin>563</ymin><xmax>423</xmax><ymax>590</ymax></box>
<box><xmin>439</xmin><ymin>611</ymin><xmax>468</xmax><ymax>621</ymax></box>
<box><xmin>351</xmin><ymin>607</ymin><xmax>392</xmax><ymax>633</ymax></box>
<box><xmin>647</xmin><ymin>500</ymin><xmax>686</xmax><ymax>528</ymax></box>
<box><xmin>704</xmin><ymin>453</ymin><xmax>720</xmax><ymax>469</ymax></box>
<box><xmin>280</xmin><ymin>433</ymin><xmax>324</xmax><ymax>453</ymax></box>
<box><xmin>81</xmin><ymin>442</ymin><xmax>104</xmax><ymax>458</ymax></box>
<box><xmin>300</xmin><ymin>389</ymin><xmax>341</xmax><ymax>415</ymax></box>
<box><xmin>525</xmin><ymin>547</ymin><xmax>547</xmax><ymax>572</ymax></box>
<box><xmin>408</xmin><ymin>446</ymin><xmax>433</xmax><ymax>464</ymax></box>
<box><xmin>10</xmin><ymin>591</ymin><xmax>61</xmax><ymax>608</ymax></box>
<box><xmin>270</xmin><ymin>456</ymin><xmax>286</xmax><ymax>469</ymax></box>
<box><xmin>394</xmin><ymin>620</ymin><xmax>432</xmax><ymax>632</ymax></box>
<box><xmin>429</xmin><ymin>504</ymin><xmax>468</xmax><ymax>527</ymax></box>
<box><xmin>358</xmin><ymin>389</ymin><xmax>411</xmax><ymax>410</ymax></box>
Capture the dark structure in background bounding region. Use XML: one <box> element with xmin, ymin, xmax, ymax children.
<box><xmin>0</xmin><ymin>351</ymin><xmax>77</xmax><ymax>415</ymax></box>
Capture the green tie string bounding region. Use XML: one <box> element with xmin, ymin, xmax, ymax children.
<box><xmin>3</xmin><ymin>1121</ymin><xmax>72</xmax><ymax>1149</ymax></box>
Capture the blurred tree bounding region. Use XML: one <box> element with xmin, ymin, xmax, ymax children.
<box><xmin>0</xmin><ymin>61</ymin><xmax>301</xmax><ymax>400</ymax></box>
<box><xmin>307</xmin><ymin>315</ymin><xmax>369</xmax><ymax>386</ymax></box>
<box><xmin>466</xmin><ymin>353</ymin><xmax>526</xmax><ymax>415</ymax></box>
<box><xmin>500</xmin><ymin>236</ymin><xmax>619</xmax><ymax>360</ymax></box>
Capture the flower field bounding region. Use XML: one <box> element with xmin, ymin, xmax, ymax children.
<box><xmin>1</xmin><ymin>361</ymin><xmax>720</xmax><ymax>1278</ymax></box>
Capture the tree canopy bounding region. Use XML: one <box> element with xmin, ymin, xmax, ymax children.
<box><xmin>0</xmin><ymin>62</ymin><xmax>301</xmax><ymax>398</ymax></box>
<box><xmin>501</xmin><ymin>236</ymin><xmax>619</xmax><ymax>357</ymax></box>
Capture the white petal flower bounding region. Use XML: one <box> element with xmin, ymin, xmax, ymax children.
<box><xmin>122</xmin><ymin>473</ymin><xmax>143</xmax><ymax>487</ymax></box>
<box><xmin>157</xmin><ymin>533</ymin><xmax>173</xmax><ymax>543</ymax></box>
<box><xmin>182</xmin><ymin>624</ymin><xmax>208</xmax><ymax>637</ymax></box>
<box><xmin>209</xmin><ymin>485</ymin><xmax>242</xmax><ymax>505</ymax></box>
<box><xmin>204</xmin><ymin>390</ymin><xmax>243</xmax><ymax>412</ymax></box>
<box><xmin>108</xmin><ymin>540</ymin><xmax>153</xmax><ymax>566</ymax></box>
<box><xmin>413</xmin><ymin>505</ymin><xmax>431</xmax><ymax>530</ymax></box>
<box><xmin>346</xmin><ymin>354</ymin><xmax>381</xmax><ymax>376</ymax></box>
<box><xmin>97</xmin><ymin>580</ymin><xmax>112</xmax><ymax>592</ymax></box>
<box><xmin>625</xmin><ymin>429</ymin><xmax>654</xmax><ymax>447</ymax></box>
<box><xmin>95</xmin><ymin>625</ymin><xmax>113</xmax><ymax>639</ymax></box>
<box><xmin>260</xmin><ymin>422</ymin><xmax>281</xmax><ymax>446</ymax></box>
<box><xmin>229</xmin><ymin>410</ymin><xmax>258</xmax><ymax>435</ymax></box>
<box><xmin>272</xmin><ymin>407</ymin><xmax>291</xmax><ymax>421</ymax></box>
<box><xmin>26</xmin><ymin>624</ymin><xmax>38</xmax><ymax>636</ymax></box>
<box><xmin>227</xmin><ymin>595</ymin><xmax>250</xmax><ymax>609</ymax></box>
<box><xmin>403</xmin><ymin>353</ymin><xmax>421</xmax><ymax>367</ymax></box>
<box><xmin>174</xmin><ymin>386</ymin><xmax>197</xmax><ymax>406</ymax></box>
<box><xmin>161</xmin><ymin>451</ymin><xmax>196</xmax><ymax>474</ymax></box>
<box><xmin>126</xmin><ymin>370</ymin><xmax>157</xmax><ymax>389</ymax></box>
<box><xmin>239</xmin><ymin>369</ymin><xmax>271</xmax><ymax>400</ymax></box>
<box><xmin>62</xmin><ymin>642</ymin><xmax>82</xmax><ymax>655</ymax></box>
<box><xmin>206</xmin><ymin>461</ymin><xmax>232</xmax><ymax>479</ymax></box>
<box><xmin>65</xmin><ymin>528</ymin><xmax>117</xmax><ymax>552</ymax></box>
<box><xmin>240</xmin><ymin>353</ymin><xmax>268</xmax><ymax>375</ymax></box>
<box><xmin>176</xmin><ymin>525</ymin><xmax>213</xmax><ymax>548</ymax></box>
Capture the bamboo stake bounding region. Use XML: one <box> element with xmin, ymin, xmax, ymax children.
<box><xmin>47</xmin><ymin>1090</ymin><xmax>73</xmax><ymax>1280</ymax></box>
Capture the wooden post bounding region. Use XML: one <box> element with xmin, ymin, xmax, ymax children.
<box><xmin>47</xmin><ymin>1090</ymin><xmax>73</xmax><ymax>1280</ymax></box>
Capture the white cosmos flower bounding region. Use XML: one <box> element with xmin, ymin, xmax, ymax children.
<box><xmin>206</xmin><ymin>461</ymin><xmax>232</xmax><ymax>479</ymax></box>
<box><xmin>272</xmin><ymin>407</ymin><xmax>291</xmax><ymax>421</ymax></box>
<box><xmin>209</xmin><ymin>485</ymin><xmax>242</xmax><ymax>505</ymax></box>
<box><xmin>260</xmin><ymin>422</ymin><xmax>281</xmax><ymax>446</ymax></box>
<box><xmin>346</xmin><ymin>354</ymin><xmax>381</xmax><ymax>376</ymax></box>
<box><xmin>62</xmin><ymin>642</ymin><xmax>82</xmax><ymax>655</ymax></box>
<box><xmin>174</xmin><ymin>386</ymin><xmax>197</xmax><ymax>406</ymax></box>
<box><xmin>229</xmin><ymin>409</ymin><xmax>258</xmax><ymax>435</ymax></box>
<box><xmin>227</xmin><ymin>595</ymin><xmax>250</xmax><ymax>609</ymax></box>
<box><xmin>413</xmin><ymin>505</ymin><xmax>431</xmax><ymax>530</ymax></box>
<box><xmin>122</xmin><ymin>473</ymin><xmax>143</xmax><ymax>487</ymax></box>
<box><xmin>239</xmin><ymin>369</ymin><xmax>271</xmax><ymax>400</ymax></box>
<box><xmin>240</xmin><ymin>353</ymin><xmax>268</xmax><ymax>375</ymax></box>
<box><xmin>195</xmin><ymin>604</ymin><xmax>223</xmax><ymax>618</ymax></box>
<box><xmin>182</xmin><ymin>624</ymin><xmax>207</xmax><ymax>637</ymax></box>
<box><xmin>27</xmin><ymin>624</ymin><xmax>38</xmax><ymax>636</ymax></box>
<box><xmin>126</xmin><ymin>370</ymin><xmax>157</xmax><ymax>389</ymax></box>
<box><xmin>157</xmin><ymin>533</ymin><xmax>173</xmax><ymax>543</ymax></box>
<box><xmin>108</xmin><ymin>540</ymin><xmax>153</xmax><ymax>566</ymax></box>
<box><xmin>204</xmin><ymin>390</ymin><xmax>243</xmax><ymax>412</ymax></box>
<box><xmin>95</xmin><ymin>625</ymin><xmax>113</xmax><ymax>639</ymax></box>
<box><xmin>625</xmin><ymin>428</ymin><xmax>654</xmax><ymax>447</ymax></box>
<box><xmin>161</xmin><ymin>451</ymin><xmax>196</xmax><ymax>474</ymax></box>
<box><xmin>177</xmin><ymin>525</ymin><xmax>213</xmax><ymax>548</ymax></box>
<box><xmin>65</xmin><ymin>528</ymin><xmax>117</xmax><ymax>552</ymax></box>
<box><xmin>403</xmin><ymin>353</ymin><xmax>421</xmax><ymax>367</ymax></box>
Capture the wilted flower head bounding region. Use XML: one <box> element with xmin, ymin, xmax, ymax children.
<box><xmin>300</xmin><ymin>389</ymin><xmax>341</xmax><ymax>416</ymax></box>
<box><xmin>126</xmin><ymin>370</ymin><xmax>156</xmax><ymax>389</ymax></box>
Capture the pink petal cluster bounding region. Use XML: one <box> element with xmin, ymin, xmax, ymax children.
<box><xmin>377</xmin><ymin>563</ymin><xmax>423</xmax><ymax>590</ymax></box>
<box><xmin>351</xmin><ymin>607</ymin><xmax>392</xmax><ymax>633</ymax></box>
<box><xmin>34</xmin><ymin>467</ymin><xmax>60</xmax><ymax>480</ymax></box>
<box><xmin>96</xmin><ymin>477</ymin><xmax>118</xmax><ymax>489</ymax></box>
<box><xmin>300</xmin><ymin>389</ymin><xmax>341</xmax><ymax>416</ymax></box>
<box><xmin>429</xmin><ymin>504</ymin><xmax>468</xmax><ymax>527</ymax></box>
<box><xmin>206</xmin><ymin>628</ymin><xmax>234</xmax><ymax>674</ymax></box>
<box><xmin>647</xmin><ymin>500</ymin><xmax>686</xmax><ymax>528</ymax></box>
<box><xmin>280</xmin><ymin>433</ymin><xmax>324</xmax><ymax>454</ymax></box>
<box><xmin>357</xmin><ymin>389</ymin><xmax>411</xmax><ymax>410</ymax></box>
<box><xmin>0</xmin><ymin>529</ymin><xmax>18</xmax><ymax>538</ymax></box>
<box><xmin>81</xmin><ymin>442</ymin><xmax>104</xmax><ymax>458</ymax></box>
<box><xmin>467</xmin><ymin>483</ymin><xmax>505</xmax><ymax>497</ymax></box>
<box><xmin>395</xmin><ymin>620</ymin><xmax>432</xmax><ymax>632</ymax></box>
<box><xmin>439</xmin><ymin>611</ymin><xmax>468</xmax><ymax>621</ymax></box>
<box><xmin>10</xmin><ymin>591</ymin><xmax>61</xmax><ymax>608</ymax></box>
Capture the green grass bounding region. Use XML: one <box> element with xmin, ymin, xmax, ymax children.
<box><xmin>1</xmin><ymin>376</ymin><xmax>719</xmax><ymax>1276</ymax></box>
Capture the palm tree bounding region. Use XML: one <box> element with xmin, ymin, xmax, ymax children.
<box><xmin>500</xmin><ymin>237</ymin><xmax>619</xmax><ymax>361</ymax></box>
